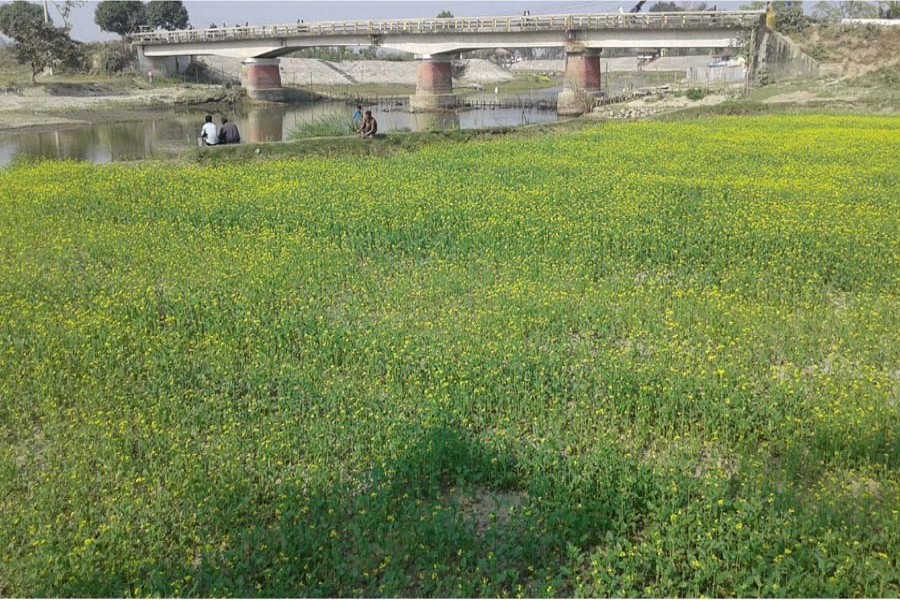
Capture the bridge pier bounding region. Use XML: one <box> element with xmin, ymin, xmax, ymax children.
<box><xmin>410</xmin><ymin>55</ymin><xmax>456</xmax><ymax>112</ymax></box>
<box><xmin>557</xmin><ymin>47</ymin><xmax>602</xmax><ymax>116</ymax></box>
<box><xmin>240</xmin><ymin>58</ymin><xmax>285</xmax><ymax>102</ymax></box>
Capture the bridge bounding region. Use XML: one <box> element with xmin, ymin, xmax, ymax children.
<box><xmin>132</xmin><ymin>11</ymin><xmax>766</xmax><ymax>115</ymax></box>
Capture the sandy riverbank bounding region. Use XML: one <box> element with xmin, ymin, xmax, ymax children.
<box><xmin>0</xmin><ymin>85</ymin><xmax>240</xmax><ymax>133</ymax></box>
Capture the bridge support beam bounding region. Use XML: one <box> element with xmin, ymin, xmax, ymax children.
<box><xmin>240</xmin><ymin>58</ymin><xmax>285</xmax><ymax>102</ymax></box>
<box><xmin>558</xmin><ymin>47</ymin><xmax>602</xmax><ymax>116</ymax></box>
<box><xmin>410</xmin><ymin>55</ymin><xmax>456</xmax><ymax>112</ymax></box>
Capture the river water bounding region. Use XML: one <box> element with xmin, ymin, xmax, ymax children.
<box><xmin>0</xmin><ymin>101</ymin><xmax>558</xmax><ymax>167</ymax></box>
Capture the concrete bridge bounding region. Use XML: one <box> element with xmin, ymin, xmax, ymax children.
<box><xmin>133</xmin><ymin>11</ymin><xmax>765</xmax><ymax>115</ymax></box>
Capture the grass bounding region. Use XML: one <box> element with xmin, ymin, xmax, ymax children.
<box><xmin>288</xmin><ymin>113</ymin><xmax>357</xmax><ymax>140</ymax></box>
<box><xmin>0</xmin><ymin>115</ymin><xmax>898</xmax><ymax>597</ymax></box>
<box><xmin>0</xmin><ymin>47</ymin><xmax>31</xmax><ymax>87</ymax></box>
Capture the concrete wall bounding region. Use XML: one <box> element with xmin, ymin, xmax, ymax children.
<box><xmin>755</xmin><ymin>30</ymin><xmax>818</xmax><ymax>83</ymax></box>
<box><xmin>136</xmin><ymin>46</ymin><xmax>191</xmax><ymax>77</ymax></box>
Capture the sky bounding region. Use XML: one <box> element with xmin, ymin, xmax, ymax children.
<box><xmin>2</xmin><ymin>0</ymin><xmax>756</xmax><ymax>42</ymax></box>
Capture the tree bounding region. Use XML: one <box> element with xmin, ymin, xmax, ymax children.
<box><xmin>813</xmin><ymin>1</ymin><xmax>878</xmax><ymax>21</ymax></box>
<box><xmin>771</xmin><ymin>1</ymin><xmax>808</xmax><ymax>32</ymax></box>
<box><xmin>435</xmin><ymin>10</ymin><xmax>454</xmax><ymax>18</ymax></box>
<box><xmin>52</xmin><ymin>0</ymin><xmax>86</xmax><ymax>29</ymax></box>
<box><xmin>146</xmin><ymin>1</ymin><xmax>189</xmax><ymax>31</ymax></box>
<box><xmin>94</xmin><ymin>0</ymin><xmax>147</xmax><ymax>37</ymax></box>
<box><xmin>11</xmin><ymin>19</ymin><xmax>81</xmax><ymax>82</ymax></box>
<box><xmin>649</xmin><ymin>1</ymin><xmax>683</xmax><ymax>10</ymax></box>
<box><xmin>0</xmin><ymin>1</ymin><xmax>45</xmax><ymax>38</ymax></box>
<box><xmin>812</xmin><ymin>1</ymin><xmax>842</xmax><ymax>20</ymax></box>
<box><xmin>881</xmin><ymin>1</ymin><xmax>900</xmax><ymax>18</ymax></box>
<box><xmin>844</xmin><ymin>1</ymin><xmax>879</xmax><ymax>17</ymax></box>
<box><xmin>742</xmin><ymin>1</ymin><xmax>804</xmax><ymax>9</ymax></box>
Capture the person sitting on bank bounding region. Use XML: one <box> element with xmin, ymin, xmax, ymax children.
<box><xmin>200</xmin><ymin>115</ymin><xmax>218</xmax><ymax>146</ymax></box>
<box><xmin>219</xmin><ymin>118</ymin><xmax>241</xmax><ymax>144</ymax></box>
<box><xmin>358</xmin><ymin>110</ymin><xmax>377</xmax><ymax>139</ymax></box>
<box><xmin>351</xmin><ymin>104</ymin><xmax>363</xmax><ymax>128</ymax></box>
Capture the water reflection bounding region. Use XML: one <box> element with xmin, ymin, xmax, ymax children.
<box><xmin>0</xmin><ymin>101</ymin><xmax>558</xmax><ymax>167</ymax></box>
<box><xmin>244</xmin><ymin>109</ymin><xmax>284</xmax><ymax>143</ymax></box>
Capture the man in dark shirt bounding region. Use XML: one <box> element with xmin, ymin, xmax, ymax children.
<box><xmin>219</xmin><ymin>118</ymin><xmax>241</xmax><ymax>144</ymax></box>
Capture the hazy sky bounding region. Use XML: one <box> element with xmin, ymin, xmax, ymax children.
<box><xmin>1</xmin><ymin>0</ymin><xmax>752</xmax><ymax>42</ymax></box>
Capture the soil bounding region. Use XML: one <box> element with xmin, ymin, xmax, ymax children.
<box><xmin>0</xmin><ymin>85</ymin><xmax>240</xmax><ymax>133</ymax></box>
<box><xmin>762</xmin><ymin>89</ymin><xmax>863</xmax><ymax>104</ymax></box>
<box><xmin>791</xmin><ymin>23</ymin><xmax>900</xmax><ymax>78</ymax></box>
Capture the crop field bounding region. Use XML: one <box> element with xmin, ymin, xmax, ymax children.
<box><xmin>0</xmin><ymin>115</ymin><xmax>898</xmax><ymax>597</ymax></box>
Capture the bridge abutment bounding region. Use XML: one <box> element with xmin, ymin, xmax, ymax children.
<box><xmin>240</xmin><ymin>58</ymin><xmax>286</xmax><ymax>102</ymax></box>
<box><xmin>557</xmin><ymin>47</ymin><xmax>602</xmax><ymax>116</ymax></box>
<box><xmin>410</xmin><ymin>55</ymin><xmax>456</xmax><ymax>112</ymax></box>
<box><xmin>136</xmin><ymin>46</ymin><xmax>190</xmax><ymax>78</ymax></box>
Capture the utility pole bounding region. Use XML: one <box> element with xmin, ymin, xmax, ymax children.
<box><xmin>43</xmin><ymin>0</ymin><xmax>50</xmax><ymax>24</ymax></box>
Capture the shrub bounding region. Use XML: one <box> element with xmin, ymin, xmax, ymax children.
<box><xmin>88</xmin><ymin>42</ymin><xmax>135</xmax><ymax>74</ymax></box>
<box><xmin>685</xmin><ymin>87</ymin><xmax>705</xmax><ymax>101</ymax></box>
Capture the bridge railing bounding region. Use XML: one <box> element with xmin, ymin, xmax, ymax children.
<box><xmin>131</xmin><ymin>11</ymin><xmax>764</xmax><ymax>45</ymax></box>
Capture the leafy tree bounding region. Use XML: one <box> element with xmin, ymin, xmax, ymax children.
<box><xmin>741</xmin><ymin>1</ymin><xmax>803</xmax><ymax>9</ymax></box>
<box><xmin>11</xmin><ymin>19</ymin><xmax>81</xmax><ymax>82</ymax></box>
<box><xmin>0</xmin><ymin>1</ymin><xmax>45</xmax><ymax>38</ymax></box>
<box><xmin>146</xmin><ymin>1</ymin><xmax>189</xmax><ymax>31</ymax></box>
<box><xmin>772</xmin><ymin>1</ymin><xmax>808</xmax><ymax>32</ymax></box>
<box><xmin>845</xmin><ymin>1</ymin><xmax>879</xmax><ymax>17</ymax></box>
<box><xmin>881</xmin><ymin>1</ymin><xmax>900</xmax><ymax>17</ymax></box>
<box><xmin>94</xmin><ymin>0</ymin><xmax>147</xmax><ymax>37</ymax></box>
<box><xmin>52</xmin><ymin>0</ymin><xmax>86</xmax><ymax>29</ymax></box>
<box><xmin>649</xmin><ymin>1</ymin><xmax>684</xmax><ymax>10</ymax></box>
<box><xmin>813</xmin><ymin>0</ymin><xmax>878</xmax><ymax>21</ymax></box>
<box><xmin>812</xmin><ymin>1</ymin><xmax>842</xmax><ymax>20</ymax></box>
<box><xmin>435</xmin><ymin>10</ymin><xmax>454</xmax><ymax>18</ymax></box>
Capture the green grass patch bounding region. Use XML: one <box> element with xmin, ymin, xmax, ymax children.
<box><xmin>288</xmin><ymin>113</ymin><xmax>357</xmax><ymax>140</ymax></box>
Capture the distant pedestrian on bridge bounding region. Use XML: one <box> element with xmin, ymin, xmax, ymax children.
<box><xmin>219</xmin><ymin>118</ymin><xmax>241</xmax><ymax>144</ymax></box>
<box><xmin>358</xmin><ymin>110</ymin><xmax>377</xmax><ymax>138</ymax></box>
<box><xmin>200</xmin><ymin>115</ymin><xmax>218</xmax><ymax>146</ymax></box>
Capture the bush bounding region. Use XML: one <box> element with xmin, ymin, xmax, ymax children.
<box><xmin>89</xmin><ymin>42</ymin><xmax>135</xmax><ymax>74</ymax></box>
<box><xmin>685</xmin><ymin>87</ymin><xmax>705</xmax><ymax>101</ymax></box>
<box><xmin>776</xmin><ymin>7</ymin><xmax>811</xmax><ymax>34</ymax></box>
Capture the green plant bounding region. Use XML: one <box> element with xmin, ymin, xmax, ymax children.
<box><xmin>288</xmin><ymin>113</ymin><xmax>356</xmax><ymax>139</ymax></box>
<box><xmin>1</xmin><ymin>115</ymin><xmax>897</xmax><ymax>598</ymax></box>
<box><xmin>685</xmin><ymin>87</ymin><xmax>706</xmax><ymax>101</ymax></box>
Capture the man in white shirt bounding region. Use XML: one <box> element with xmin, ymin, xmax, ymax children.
<box><xmin>200</xmin><ymin>115</ymin><xmax>218</xmax><ymax>146</ymax></box>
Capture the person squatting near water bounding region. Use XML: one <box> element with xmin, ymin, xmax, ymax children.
<box><xmin>357</xmin><ymin>110</ymin><xmax>377</xmax><ymax>139</ymax></box>
<box><xmin>219</xmin><ymin>118</ymin><xmax>241</xmax><ymax>144</ymax></box>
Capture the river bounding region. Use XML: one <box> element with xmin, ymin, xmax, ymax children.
<box><xmin>0</xmin><ymin>101</ymin><xmax>559</xmax><ymax>167</ymax></box>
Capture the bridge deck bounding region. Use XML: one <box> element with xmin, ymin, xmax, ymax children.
<box><xmin>132</xmin><ymin>11</ymin><xmax>764</xmax><ymax>46</ymax></box>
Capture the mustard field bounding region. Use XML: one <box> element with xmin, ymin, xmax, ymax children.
<box><xmin>0</xmin><ymin>115</ymin><xmax>898</xmax><ymax>597</ymax></box>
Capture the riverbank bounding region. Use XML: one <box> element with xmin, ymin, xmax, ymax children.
<box><xmin>0</xmin><ymin>83</ymin><xmax>246</xmax><ymax>132</ymax></box>
<box><xmin>187</xmin><ymin>118</ymin><xmax>587</xmax><ymax>164</ymax></box>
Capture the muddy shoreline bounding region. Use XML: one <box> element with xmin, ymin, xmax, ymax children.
<box><xmin>0</xmin><ymin>84</ymin><xmax>247</xmax><ymax>134</ymax></box>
